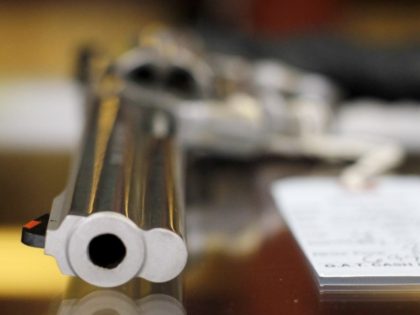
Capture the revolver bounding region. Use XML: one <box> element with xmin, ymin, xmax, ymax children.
<box><xmin>21</xmin><ymin>29</ymin><xmax>404</xmax><ymax>288</ymax></box>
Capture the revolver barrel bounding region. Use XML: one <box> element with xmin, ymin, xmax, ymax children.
<box><xmin>39</xmin><ymin>95</ymin><xmax>187</xmax><ymax>287</ymax></box>
<box><xmin>21</xmin><ymin>30</ymin><xmax>209</xmax><ymax>288</ymax></box>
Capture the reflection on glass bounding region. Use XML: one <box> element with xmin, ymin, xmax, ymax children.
<box><xmin>54</xmin><ymin>277</ymin><xmax>185</xmax><ymax>315</ymax></box>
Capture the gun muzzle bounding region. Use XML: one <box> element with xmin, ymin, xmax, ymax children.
<box><xmin>26</xmin><ymin>95</ymin><xmax>187</xmax><ymax>287</ymax></box>
<box><xmin>21</xmin><ymin>30</ymin><xmax>213</xmax><ymax>288</ymax></box>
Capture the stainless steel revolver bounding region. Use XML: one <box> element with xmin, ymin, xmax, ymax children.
<box><xmin>21</xmin><ymin>28</ymin><xmax>407</xmax><ymax>288</ymax></box>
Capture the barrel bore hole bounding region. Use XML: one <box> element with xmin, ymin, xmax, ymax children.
<box><xmin>88</xmin><ymin>234</ymin><xmax>126</xmax><ymax>269</ymax></box>
<box><xmin>127</xmin><ymin>64</ymin><xmax>157</xmax><ymax>86</ymax></box>
<box><xmin>164</xmin><ymin>67</ymin><xmax>197</xmax><ymax>96</ymax></box>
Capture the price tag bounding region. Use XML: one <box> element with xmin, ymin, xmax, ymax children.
<box><xmin>272</xmin><ymin>176</ymin><xmax>420</xmax><ymax>293</ymax></box>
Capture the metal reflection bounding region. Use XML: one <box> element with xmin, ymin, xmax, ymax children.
<box><xmin>56</xmin><ymin>277</ymin><xmax>185</xmax><ymax>315</ymax></box>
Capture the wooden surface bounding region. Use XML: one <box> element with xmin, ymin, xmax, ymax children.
<box><xmin>3</xmin><ymin>158</ymin><xmax>420</xmax><ymax>314</ymax></box>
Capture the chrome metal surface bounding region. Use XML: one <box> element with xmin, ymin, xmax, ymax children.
<box><xmin>44</xmin><ymin>95</ymin><xmax>187</xmax><ymax>286</ymax></box>
<box><xmin>67</xmin><ymin>96</ymin><xmax>183</xmax><ymax>233</ymax></box>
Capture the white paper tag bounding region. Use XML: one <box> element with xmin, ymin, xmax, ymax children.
<box><xmin>272</xmin><ymin>176</ymin><xmax>420</xmax><ymax>293</ymax></box>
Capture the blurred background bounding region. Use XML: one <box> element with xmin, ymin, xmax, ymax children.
<box><xmin>2</xmin><ymin>0</ymin><xmax>420</xmax><ymax>314</ymax></box>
